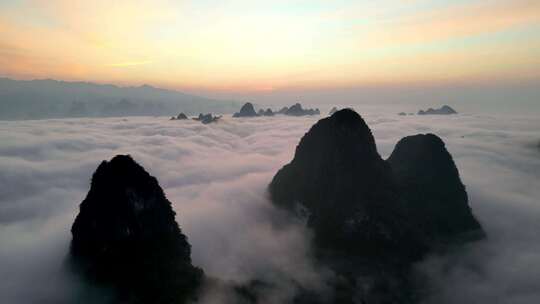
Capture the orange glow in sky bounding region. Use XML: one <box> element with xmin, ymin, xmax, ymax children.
<box><xmin>1</xmin><ymin>0</ymin><xmax>539</xmax><ymax>92</ymax></box>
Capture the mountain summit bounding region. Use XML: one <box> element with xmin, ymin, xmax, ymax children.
<box><xmin>388</xmin><ymin>134</ymin><xmax>485</xmax><ymax>244</ymax></box>
<box><xmin>269</xmin><ymin>109</ymin><xmax>423</xmax><ymax>259</ymax></box>
<box><xmin>233</xmin><ymin>102</ymin><xmax>258</xmax><ymax>117</ymax></box>
<box><xmin>269</xmin><ymin>108</ymin><xmax>484</xmax><ymax>303</ymax></box>
<box><xmin>70</xmin><ymin>155</ymin><xmax>203</xmax><ymax>303</ymax></box>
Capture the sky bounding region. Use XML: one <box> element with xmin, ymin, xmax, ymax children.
<box><xmin>1</xmin><ymin>0</ymin><xmax>540</xmax><ymax>95</ymax></box>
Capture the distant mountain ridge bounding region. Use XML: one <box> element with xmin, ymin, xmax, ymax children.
<box><xmin>0</xmin><ymin>77</ymin><xmax>240</xmax><ymax>120</ymax></box>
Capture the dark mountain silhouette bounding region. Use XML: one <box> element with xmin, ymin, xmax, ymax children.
<box><xmin>418</xmin><ymin>105</ymin><xmax>457</xmax><ymax>115</ymax></box>
<box><xmin>284</xmin><ymin>103</ymin><xmax>320</xmax><ymax>116</ymax></box>
<box><xmin>170</xmin><ymin>113</ymin><xmax>188</xmax><ymax>120</ymax></box>
<box><xmin>233</xmin><ymin>102</ymin><xmax>258</xmax><ymax>117</ymax></box>
<box><xmin>193</xmin><ymin>113</ymin><xmax>221</xmax><ymax>124</ymax></box>
<box><xmin>262</xmin><ymin>108</ymin><xmax>274</xmax><ymax>116</ymax></box>
<box><xmin>269</xmin><ymin>109</ymin><xmax>422</xmax><ymax>259</ymax></box>
<box><xmin>388</xmin><ymin>134</ymin><xmax>485</xmax><ymax>244</ymax></box>
<box><xmin>69</xmin><ymin>155</ymin><xmax>203</xmax><ymax>304</ymax></box>
<box><xmin>255</xmin><ymin>108</ymin><xmax>275</xmax><ymax>116</ymax></box>
<box><xmin>233</xmin><ymin>102</ymin><xmax>318</xmax><ymax>118</ymax></box>
<box><xmin>269</xmin><ymin>108</ymin><xmax>484</xmax><ymax>303</ymax></box>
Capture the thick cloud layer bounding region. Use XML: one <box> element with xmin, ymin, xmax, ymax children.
<box><xmin>0</xmin><ymin>109</ymin><xmax>539</xmax><ymax>303</ymax></box>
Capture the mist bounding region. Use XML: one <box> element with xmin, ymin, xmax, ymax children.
<box><xmin>1</xmin><ymin>109</ymin><xmax>539</xmax><ymax>303</ymax></box>
<box><xmin>0</xmin><ymin>78</ymin><xmax>240</xmax><ymax>120</ymax></box>
<box><xmin>2</xmin><ymin>77</ymin><xmax>539</xmax><ymax>122</ymax></box>
<box><xmin>189</xmin><ymin>80</ymin><xmax>540</xmax><ymax>115</ymax></box>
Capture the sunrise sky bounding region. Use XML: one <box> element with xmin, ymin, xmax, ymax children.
<box><xmin>1</xmin><ymin>0</ymin><xmax>540</xmax><ymax>93</ymax></box>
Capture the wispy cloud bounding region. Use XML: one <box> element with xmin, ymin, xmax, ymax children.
<box><xmin>0</xmin><ymin>0</ymin><xmax>539</xmax><ymax>88</ymax></box>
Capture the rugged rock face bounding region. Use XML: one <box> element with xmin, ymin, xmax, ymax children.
<box><xmin>269</xmin><ymin>109</ymin><xmax>484</xmax><ymax>303</ymax></box>
<box><xmin>269</xmin><ymin>109</ymin><xmax>483</xmax><ymax>254</ymax></box>
<box><xmin>269</xmin><ymin>109</ymin><xmax>422</xmax><ymax>259</ymax></box>
<box><xmin>418</xmin><ymin>105</ymin><xmax>457</xmax><ymax>115</ymax></box>
<box><xmin>233</xmin><ymin>102</ymin><xmax>258</xmax><ymax>117</ymax></box>
<box><xmin>387</xmin><ymin>134</ymin><xmax>484</xmax><ymax>244</ymax></box>
<box><xmin>70</xmin><ymin>155</ymin><xmax>203</xmax><ymax>303</ymax></box>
